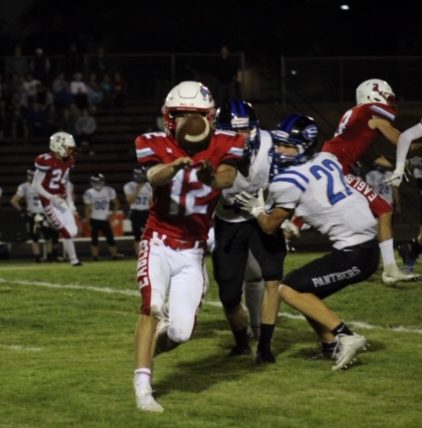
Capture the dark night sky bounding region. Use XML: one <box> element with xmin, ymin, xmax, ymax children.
<box><xmin>0</xmin><ymin>0</ymin><xmax>421</xmax><ymax>57</ymax></box>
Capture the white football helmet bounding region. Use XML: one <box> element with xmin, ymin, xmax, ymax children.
<box><xmin>356</xmin><ymin>79</ymin><xmax>395</xmax><ymax>106</ymax></box>
<box><xmin>90</xmin><ymin>173</ymin><xmax>105</xmax><ymax>191</ymax></box>
<box><xmin>162</xmin><ymin>81</ymin><xmax>215</xmax><ymax>135</ymax></box>
<box><xmin>49</xmin><ymin>132</ymin><xmax>76</xmax><ymax>158</ymax></box>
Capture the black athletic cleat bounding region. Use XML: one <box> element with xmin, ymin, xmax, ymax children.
<box><xmin>228</xmin><ymin>344</ymin><xmax>252</xmax><ymax>357</ymax></box>
<box><xmin>398</xmin><ymin>242</ymin><xmax>419</xmax><ymax>272</ymax></box>
<box><xmin>255</xmin><ymin>347</ymin><xmax>276</xmax><ymax>364</ymax></box>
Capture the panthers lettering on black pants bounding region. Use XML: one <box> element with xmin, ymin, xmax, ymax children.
<box><xmin>283</xmin><ymin>239</ymin><xmax>379</xmax><ymax>299</ymax></box>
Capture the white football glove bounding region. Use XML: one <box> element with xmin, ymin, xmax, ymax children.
<box><xmin>281</xmin><ymin>219</ymin><xmax>300</xmax><ymax>238</ymax></box>
<box><xmin>234</xmin><ymin>189</ymin><xmax>265</xmax><ymax>218</ymax></box>
<box><xmin>384</xmin><ymin>165</ymin><xmax>406</xmax><ymax>187</ymax></box>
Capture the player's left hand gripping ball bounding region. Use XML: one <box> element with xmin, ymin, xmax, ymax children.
<box><xmin>175</xmin><ymin>114</ymin><xmax>213</xmax><ymax>154</ymax></box>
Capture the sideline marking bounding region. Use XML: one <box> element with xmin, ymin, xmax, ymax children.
<box><xmin>1</xmin><ymin>278</ymin><xmax>422</xmax><ymax>335</ymax></box>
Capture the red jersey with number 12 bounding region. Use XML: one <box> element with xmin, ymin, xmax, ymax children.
<box><xmin>321</xmin><ymin>103</ymin><xmax>396</xmax><ymax>174</ymax></box>
<box><xmin>135</xmin><ymin>131</ymin><xmax>244</xmax><ymax>241</ymax></box>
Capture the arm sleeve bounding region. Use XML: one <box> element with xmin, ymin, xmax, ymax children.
<box><xmin>396</xmin><ymin>122</ymin><xmax>422</xmax><ymax>168</ymax></box>
<box><xmin>32</xmin><ymin>169</ymin><xmax>54</xmax><ymax>201</ymax></box>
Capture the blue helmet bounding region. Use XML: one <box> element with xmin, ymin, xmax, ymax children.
<box><xmin>270</xmin><ymin>114</ymin><xmax>318</xmax><ymax>167</ymax></box>
<box><xmin>215</xmin><ymin>99</ymin><xmax>260</xmax><ymax>155</ymax></box>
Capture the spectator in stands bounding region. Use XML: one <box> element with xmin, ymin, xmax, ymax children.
<box><xmin>214</xmin><ymin>45</ymin><xmax>240</xmax><ymax>106</ymax></box>
<box><xmin>86</xmin><ymin>73</ymin><xmax>104</xmax><ymax>109</ymax></box>
<box><xmin>56</xmin><ymin>105</ymin><xmax>80</xmax><ymax>135</ymax></box>
<box><xmin>52</xmin><ymin>72</ymin><xmax>73</xmax><ymax>109</ymax></box>
<box><xmin>45</xmin><ymin>104</ymin><xmax>61</xmax><ymax>135</ymax></box>
<box><xmin>5</xmin><ymin>45</ymin><xmax>29</xmax><ymax>78</ymax></box>
<box><xmin>9</xmin><ymin>98</ymin><xmax>29</xmax><ymax>139</ymax></box>
<box><xmin>30</xmin><ymin>48</ymin><xmax>51</xmax><ymax>84</ymax></box>
<box><xmin>70</xmin><ymin>72</ymin><xmax>89</xmax><ymax>110</ymax></box>
<box><xmin>90</xmin><ymin>45</ymin><xmax>110</xmax><ymax>77</ymax></box>
<box><xmin>26</xmin><ymin>101</ymin><xmax>48</xmax><ymax>137</ymax></box>
<box><xmin>0</xmin><ymin>99</ymin><xmax>7</xmax><ymax>139</ymax></box>
<box><xmin>0</xmin><ymin>73</ymin><xmax>5</xmax><ymax>100</ymax></box>
<box><xmin>83</xmin><ymin>173</ymin><xmax>124</xmax><ymax>260</ymax></box>
<box><xmin>11</xmin><ymin>169</ymin><xmax>59</xmax><ymax>262</ymax></box>
<box><xmin>123</xmin><ymin>168</ymin><xmax>152</xmax><ymax>256</ymax></box>
<box><xmin>74</xmin><ymin>108</ymin><xmax>97</xmax><ymax>155</ymax></box>
<box><xmin>22</xmin><ymin>73</ymin><xmax>41</xmax><ymax>105</ymax></box>
<box><xmin>35</xmin><ymin>82</ymin><xmax>54</xmax><ymax>108</ymax></box>
<box><xmin>112</xmin><ymin>71</ymin><xmax>127</xmax><ymax>108</ymax></box>
<box><xmin>100</xmin><ymin>73</ymin><xmax>114</xmax><ymax>108</ymax></box>
<box><xmin>64</xmin><ymin>42</ymin><xmax>85</xmax><ymax>79</ymax></box>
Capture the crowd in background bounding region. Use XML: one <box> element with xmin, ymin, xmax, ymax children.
<box><xmin>0</xmin><ymin>44</ymin><xmax>127</xmax><ymax>146</ymax></box>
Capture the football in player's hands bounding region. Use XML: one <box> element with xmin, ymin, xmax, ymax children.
<box><xmin>175</xmin><ymin>114</ymin><xmax>213</xmax><ymax>154</ymax></box>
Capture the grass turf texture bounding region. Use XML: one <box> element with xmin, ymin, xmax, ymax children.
<box><xmin>0</xmin><ymin>254</ymin><xmax>421</xmax><ymax>428</ymax></box>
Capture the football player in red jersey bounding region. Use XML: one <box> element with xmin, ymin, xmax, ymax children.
<box><xmin>133</xmin><ymin>81</ymin><xmax>245</xmax><ymax>412</ymax></box>
<box><xmin>321</xmin><ymin>78</ymin><xmax>418</xmax><ymax>284</ymax></box>
<box><xmin>32</xmin><ymin>131</ymin><xmax>82</xmax><ymax>266</ymax></box>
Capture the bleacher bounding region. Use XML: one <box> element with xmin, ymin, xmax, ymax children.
<box><xmin>0</xmin><ymin>101</ymin><xmax>160</xmax><ymax>210</ymax></box>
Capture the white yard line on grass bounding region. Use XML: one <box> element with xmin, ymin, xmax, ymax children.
<box><xmin>2</xmin><ymin>277</ymin><xmax>422</xmax><ymax>335</ymax></box>
<box><xmin>0</xmin><ymin>344</ymin><xmax>42</xmax><ymax>352</ymax></box>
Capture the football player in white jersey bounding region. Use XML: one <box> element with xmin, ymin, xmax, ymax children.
<box><xmin>365</xmin><ymin>160</ymin><xmax>399</xmax><ymax>208</ymax></box>
<box><xmin>235</xmin><ymin>114</ymin><xmax>379</xmax><ymax>370</ymax></box>
<box><xmin>123</xmin><ymin>168</ymin><xmax>153</xmax><ymax>256</ymax></box>
<box><xmin>83</xmin><ymin>173</ymin><xmax>124</xmax><ymax>260</ymax></box>
<box><xmin>11</xmin><ymin>169</ymin><xmax>59</xmax><ymax>262</ymax></box>
<box><xmin>213</xmin><ymin>100</ymin><xmax>286</xmax><ymax>363</ymax></box>
<box><xmin>388</xmin><ymin>118</ymin><xmax>422</xmax><ymax>271</ymax></box>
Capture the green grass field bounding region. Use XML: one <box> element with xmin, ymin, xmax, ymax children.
<box><xmin>0</xmin><ymin>254</ymin><xmax>421</xmax><ymax>428</ymax></box>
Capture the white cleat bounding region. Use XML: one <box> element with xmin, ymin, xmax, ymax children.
<box><xmin>135</xmin><ymin>386</ymin><xmax>164</xmax><ymax>412</ymax></box>
<box><xmin>332</xmin><ymin>333</ymin><xmax>367</xmax><ymax>371</ymax></box>
<box><xmin>382</xmin><ymin>269</ymin><xmax>420</xmax><ymax>285</ymax></box>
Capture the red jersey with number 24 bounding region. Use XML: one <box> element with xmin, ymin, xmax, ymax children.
<box><xmin>321</xmin><ymin>103</ymin><xmax>396</xmax><ymax>174</ymax></box>
<box><xmin>135</xmin><ymin>130</ymin><xmax>244</xmax><ymax>241</ymax></box>
<box><xmin>34</xmin><ymin>152</ymin><xmax>75</xmax><ymax>203</ymax></box>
